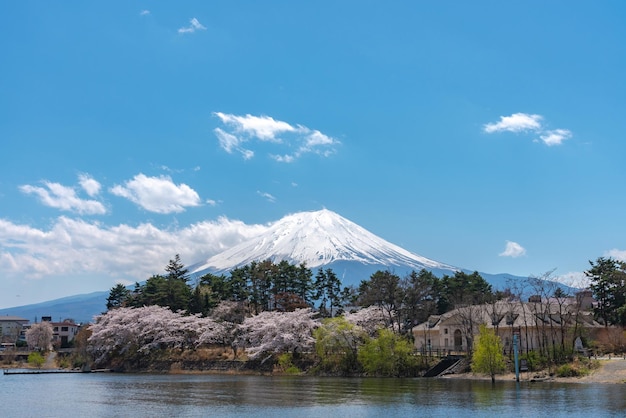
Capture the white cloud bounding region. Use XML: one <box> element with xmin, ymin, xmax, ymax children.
<box><xmin>257</xmin><ymin>191</ymin><xmax>276</xmax><ymax>203</ymax></box>
<box><xmin>538</xmin><ymin>129</ymin><xmax>573</xmax><ymax>146</ymax></box>
<box><xmin>178</xmin><ymin>17</ymin><xmax>206</xmax><ymax>34</ymax></box>
<box><xmin>214</xmin><ymin>112</ymin><xmax>295</xmax><ymax>142</ymax></box>
<box><xmin>484</xmin><ymin>112</ymin><xmax>573</xmax><ymax>147</ymax></box>
<box><xmin>0</xmin><ymin>216</ymin><xmax>267</xmax><ymax>282</ymax></box>
<box><xmin>499</xmin><ymin>240</ymin><xmax>526</xmax><ymax>258</ymax></box>
<box><xmin>110</xmin><ymin>174</ymin><xmax>201</xmax><ymax>214</ymax></box>
<box><xmin>605</xmin><ymin>248</ymin><xmax>626</xmax><ymax>262</ymax></box>
<box><xmin>484</xmin><ymin>113</ymin><xmax>543</xmax><ymax>133</ymax></box>
<box><xmin>140</xmin><ymin>10</ymin><xmax>150</xmax><ymax>16</ymax></box>
<box><xmin>19</xmin><ymin>178</ymin><xmax>106</xmax><ymax>215</ymax></box>
<box><xmin>304</xmin><ymin>130</ymin><xmax>337</xmax><ymax>148</ymax></box>
<box><xmin>78</xmin><ymin>173</ymin><xmax>101</xmax><ymax>197</ymax></box>
<box><xmin>214</xmin><ymin>112</ymin><xmax>340</xmax><ymax>162</ymax></box>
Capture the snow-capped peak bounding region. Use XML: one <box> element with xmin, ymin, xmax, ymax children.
<box><xmin>189</xmin><ymin>209</ymin><xmax>455</xmax><ymax>275</ymax></box>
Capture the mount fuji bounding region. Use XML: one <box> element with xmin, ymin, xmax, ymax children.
<box><xmin>189</xmin><ymin>209</ymin><xmax>457</xmax><ymax>280</ymax></box>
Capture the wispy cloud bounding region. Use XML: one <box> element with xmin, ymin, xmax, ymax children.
<box><xmin>140</xmin><ymin>10</ymin><xmax>150</xmax><ymax>16</ymax></box>
<box><xmin>214</xmin><ymin>128</ymin><xmax>254</xmax><ymax>159</ymax></box>
<box><xmin>19</xmin><ymin>176</ymin><xmax>106</xmax><ymax>215</ymax></box>
<box><xmin>214</xmin><ymin>112</ymin><xmax>340</xmax><ymax>162</ymax></box>
<box><xmin>484</xmin><ymin>112</ymin><xmax>572</xmax><ymax>146</ymax></box>
<box><xmin>110</xmin><ymin>174</ymin><xmax>201</xmax><ymax>214</ymax></box>
<box><xmin>257</xmin><ymin>191</ymin><xmax>276</xmax><ymax>203</ymax></box>
<box><xmin>539</xmin><ymin>129</ymin><xmax>573</xmax><ymax>146</ymax></box>
<box><xmin>0</xmin><ymin>216</ymin><xmax>267</xmax><ymax>281</ymax></box>
<box><xmin>178</xmin><ymin>17</ymin><xmax>206</xmax><ymax>34</ymax></box>
<box><xmin>556</xmin><ymin>271</ymin><xmax>590</xmax><ymax>288</ymax></box>
<box><xmin>499</xmin><ymin>240</ymin><xmax>526</xmax><ymax>258</ymax></box>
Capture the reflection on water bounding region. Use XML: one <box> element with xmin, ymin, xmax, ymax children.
<box><xmin>1</xmin><ymin>372</ymin><xmax>626</xmax><ymax>417</ymax></box>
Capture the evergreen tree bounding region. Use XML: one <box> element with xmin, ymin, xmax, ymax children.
<box><xmin>199</xmin><ymin>273</ymin><xmax>233</xmax><ymax>304</ymax></box>
<box><xmin>165</xmin><ymin>254</ymin><xmax>189</xmax><ymax>283</ymax></box>
<box><xmin>293</xmin><ymin>263</ymin><xmax>314</xmax><ymax>306</ymax></box>
<box><xmin>358</xmin><ymin>270</ymin><xmax>404</xmax><ymax>332</ymax></box>
<box><xmin>586</xmin><ymin>257</ymin><xmax>626</xmax><ymax>326</ymax></box>
<box><xmin>314</xmin><ymin>268</ymin><xmax>342</xmax><ymax>317</ymax></box>
<box><xmin>401</xmin><ymin>269</ymin><xmax>438</xmax><ymax>330</ymax></box>
<box><xmin>229</xmin><ymin>266</ymin><xmax>250</xmax><ymax>302</ymax></box>
<box><xmin>106</xmin><ymin>283</ymin><xmax>131</xmax><ymax>310</ymax></box>
<box><xmin>437</xmin><ymin>271</ymin><xmax>493</xmax><ymax>314</ymax></box>
<box><xmin>188</xmin><ymin>285</ymin><xmax>211</xmax><ymax>316</ymax></box>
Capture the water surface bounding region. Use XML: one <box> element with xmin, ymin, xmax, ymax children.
<box><xmin>1</xmin><ymin>372</ymin><xmax>625</xmax><ymax>417</ymax></box>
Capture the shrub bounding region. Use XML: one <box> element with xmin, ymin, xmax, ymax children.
<box><xmin>57</xmin><ymin>355</ymin><xmax>71</xmax><ymax>369</ymax></box>
<box><xmin>556</xmin><ymin>363</ymin><xmax>587</xmax><ymax>377</ymax></box>
<box><xmin>277</xmin><ymin>353</ymin><xmax>301</xmax><ymax>375</ymax></box>
<box><xmin>28</xmin><ymin>352</ymin><xmax>45</xmax><ymax>369</ymax></box>
<box><xmin>555</xmin><ymin>357</ymin><xmax>598</xmax><ymax>377</ymax></box>
<box><xmin>357</xmin><ymin>329</ymin><xmax>418</xmax><ymax>377</ymax></box>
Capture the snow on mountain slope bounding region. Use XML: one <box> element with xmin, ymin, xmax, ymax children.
<box><xmin>189</xmin><ymin>209</ymin><xmax>456</xmax><ymax>276</ymax></box>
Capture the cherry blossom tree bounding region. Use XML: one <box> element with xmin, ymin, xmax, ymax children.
<box><xmin>88</xmin><ymin>305</ymin><xmax>242</xmax><ymax>366</ymax></box>
<box><xmin>195</xmin><ymin>319</ymin><xmax>230</xmax><ymax>346</ymax></box>
<box><xmin>211</xmin><ymin>300</ymin><xmax>248</xmax><ymax>324</ymax></box>
<box><xmin>344</xmin><ymin>306</ymin><xmax>389</xmax><ymax>336</ymax></box>
<box><xmin>198</xmin><ymin>301</ymin><xmax>247</xmax><ymax>357</ymax></box>
<box><xmin>237</xmin><ymin>308</ymin><xmax>319</xmax><ymax>360</ymax></box>
<box><xmin>26</xmin><ymin>322</ymin><xmax>53</xmax><ymax>351</ymax></box>
<box><xmin>88</xmin><ymin>306</ymin><xmax>206</xmax><ymax>365</ymax></box>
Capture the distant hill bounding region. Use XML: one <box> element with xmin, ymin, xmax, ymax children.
<box><xmin>0</xmin><ymin>209</ymin><xmax>572</xmax><ymax>323</ymax></box>
<box><xmin>0</xmin><ymin>291</ymin><xmax>108</xmax><ymax>324</ymax></box>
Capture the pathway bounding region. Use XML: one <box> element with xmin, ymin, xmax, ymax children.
<box><xmin>43</xmin><ymin>351</ymin><xmax>57</xmax><ymax>369</ymax></box>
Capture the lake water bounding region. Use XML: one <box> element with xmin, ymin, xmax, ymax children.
<box><xmin>2</xmin><ymin>371</ymin><xmax>626</xmax><ymax>417</ymax></box>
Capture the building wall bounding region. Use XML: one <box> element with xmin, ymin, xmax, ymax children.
<box><xmin>0</xmin><ymin>318</ymin><xmax>29</xmax><ymax>343</ymax></box>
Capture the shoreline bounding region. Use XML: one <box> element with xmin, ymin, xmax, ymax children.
<box><xmin>4</xmin><ymin>358</ymin><xmax>626</xmax><ymax>384</ymax></box>
<box><xmin>443</xmin><ymin>358</ymin><xmax>626</xmax><ymax>385</ymax></box>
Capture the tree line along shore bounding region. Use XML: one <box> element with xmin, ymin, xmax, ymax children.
<box><xmin>6</xmin><ymin>255</ymin><xmax>625</xmax><ymax>381</ymax></box>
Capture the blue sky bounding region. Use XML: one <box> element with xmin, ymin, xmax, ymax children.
<box><xmin>1</xmin><ymin>1</ymin><xmax>625</xmax><ymax>308</ymax></box>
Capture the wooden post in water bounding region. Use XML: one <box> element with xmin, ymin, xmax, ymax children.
<box><xmin>513</xmin><ymin>332</ymin><xmax>520</xmax><ymax>382</ymax></box>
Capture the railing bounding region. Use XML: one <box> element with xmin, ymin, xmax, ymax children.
<box><xmin>417</xmin><ymin>346</ymin><xmax>469</xmax><ymax>358</ymax></box>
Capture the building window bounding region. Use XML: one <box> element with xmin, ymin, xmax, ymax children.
<box><xmin>61</xmin><ymin>327</ymin><xmax>68</xmax><ymax>332</ymax></box>
<box><xmin>444</xmin><ymin>328</ymin><xmax>448</xmax><ymax>335</ymax></box>
<box><xmin>53</xmin><ymin>327</ymin><xmax>58</xmax><ymax>332</ymax></box>
<box><xmin>444</xmin><ymin>338</ymin><xmax>448</xmax><ymax>347</ymax></box>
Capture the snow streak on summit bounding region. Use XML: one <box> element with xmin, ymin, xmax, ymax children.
<box><xmin>189</xmin><ymin>209</ymin><xmax>456</xmax><ymax>276</ymax></box>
